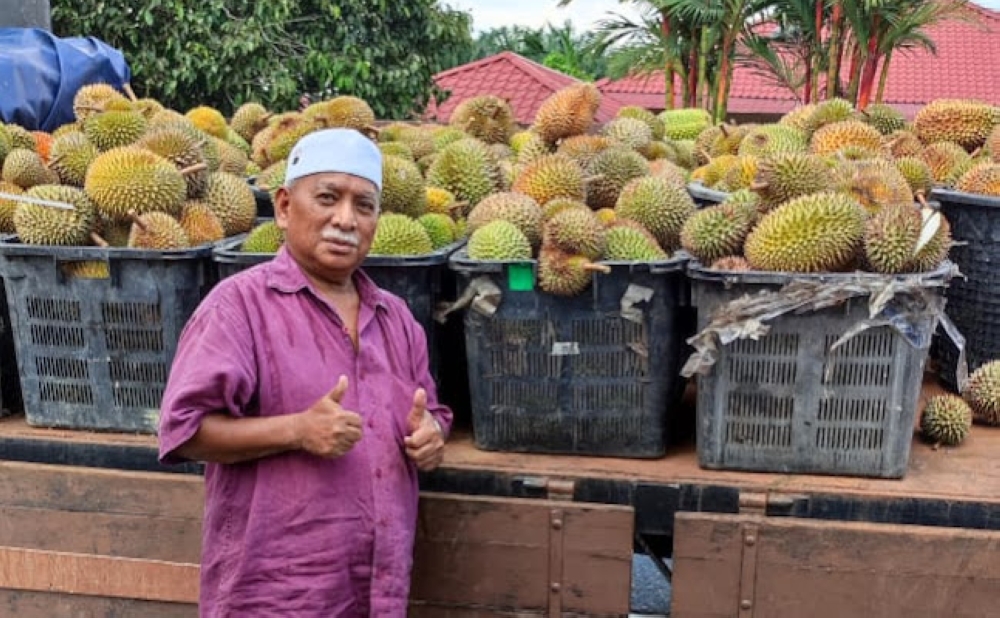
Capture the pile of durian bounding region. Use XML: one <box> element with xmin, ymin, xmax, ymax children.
<box><xmin>417</xmin><ymin>84</ymin><xmax>706</xmax><ymax>298</ymax></box>
<box><xmin>681</xmin><ymin>97</ymin><xmax>1000</xmax><ymax>275</ymax></box>
<box><xmin>920</xmin><ymin>358</ymin><xmax>1000</xmax><ymax>447</ymax></box>
<box><xmin>0</xmin><ymin>83</ymin><xmax>265</xmax><ymax>278</ymax></box>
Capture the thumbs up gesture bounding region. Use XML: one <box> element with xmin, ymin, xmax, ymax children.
<box><xmin>404</xmin><ymin>388</ymin><xmax>445</xmax><ymax>471</ymax></box>
<box><xmin>296</xmin><ymin>375</ymin><xmax>363</xmax><ymax>459</ymax></box>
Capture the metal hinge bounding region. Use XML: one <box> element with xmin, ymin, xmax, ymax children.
<box><xmin>515</xmin><ymin>476</ymin><xmax>576</xmax><ymax>501</ymax></box>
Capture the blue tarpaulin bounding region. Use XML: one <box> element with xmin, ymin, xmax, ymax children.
<box><xmin>0</xmin><ymin>28</ymin><xmax>131</xmax><ymax>132</ymax></box>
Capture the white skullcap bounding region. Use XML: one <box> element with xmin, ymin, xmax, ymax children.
<box><xmin>283</xmin><ymin>128</ymin><xmax>383</xmax><ymax>191</ymax></box>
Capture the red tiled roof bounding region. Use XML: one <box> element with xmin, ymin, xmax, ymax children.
<box><xmin>426</xmin><ymin>51</ymin><xmax>628</xmax><ymax>125</ymax></box>
<box><xmin>597</xmin><ymin>3</ymin><xmax>1000</xmax><ymax>117</ymax></box>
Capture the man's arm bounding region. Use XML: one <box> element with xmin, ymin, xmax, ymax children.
<box><xmin>175</xmin><ymin>376</ymin><xmax>363</xmax><ymax>465</ymax></box>
<box><xmin>173</xmin><ymin>413</ymin><xmax>302</xmax><ymax>465</ymax></box>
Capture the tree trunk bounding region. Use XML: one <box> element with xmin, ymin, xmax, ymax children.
<box><xmin>698</xmin><ymin>27</ymin><xmax>711</xmax><ymax>108</ymax></box>
<box><xmin>688</xmin><ymin>42</ymin><xmax>699</xmax><ymax>107</ymax></box>
<box><xmin>661</xmin><ymin>14</ymin><xmax>675</xmax><ymax>109</ymax></box>
<box><xmin>825</xmin><ymin>2</ymin><xmax>844</xmax><ymax>99</ymax></box>
<box><xmin>856</xmin><ymin>18</ymin><xmax>881</xmax><ymax>110</ymax></box>
<box><xmin>876</xmin><ymin>48</ymin><xmax>892</xmax><ymax>103</ymax></box>
<box><xmin>715</xmin><ymin>31</ymin><xmax>734</xmax><ymax>123</ymax></box>
<box><xmin>847</xmin><ymin>42</ymin><xmax>863</xmax><ymax>104</ymax></box>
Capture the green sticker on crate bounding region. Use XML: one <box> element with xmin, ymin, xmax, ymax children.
<box><xmin>508</xmin><ymin>263</ymin><xmax>535</xmax><ymax>291</ymax></box>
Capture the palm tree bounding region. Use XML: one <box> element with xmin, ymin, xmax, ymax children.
<box><xmin>872</xmin><ymin>0</ymin><xmax>976</xmax><ymax>104</ymax></box>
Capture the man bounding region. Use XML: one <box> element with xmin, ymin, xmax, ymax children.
<box><xmin>158</xmin><ymin>127</ymin><xmax>451</xmax><ymax>617</ymax></box>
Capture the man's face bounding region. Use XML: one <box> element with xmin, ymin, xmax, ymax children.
<box><xmin>275</xmin><ymin>172</ymin><xmax>380</xmax><ymax>282</ymax></box>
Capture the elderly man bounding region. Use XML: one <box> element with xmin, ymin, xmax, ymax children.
<box><xmin>158</xmin><ymin>128</ymin><xmax>451</xmax><ymax>617</ymax></box>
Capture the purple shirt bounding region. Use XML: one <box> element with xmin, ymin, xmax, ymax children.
<box><xmin>158</xmin><ymin>247</ymin><xmax>453</xmax><ymax>618</ymax></box>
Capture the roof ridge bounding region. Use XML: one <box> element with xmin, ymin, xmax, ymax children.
<box><xmin>432</xmin><ymin>51</ymin><xmax>513</xmax><ymax>80</ymax></box>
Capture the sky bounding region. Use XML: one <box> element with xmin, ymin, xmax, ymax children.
<box><xmin>445</xmin><ymin>0</ymin><xmax>1000</xmax><ymax>34</ymax></box>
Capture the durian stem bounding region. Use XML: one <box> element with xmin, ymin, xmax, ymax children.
<box><xmin>127</xmin><ymin>210</ymin><xmax>148</xmax><ymax>232</ymax></box>
<box><xmin>448</xmin><ymin>201</ymin><xmax>469</xmax><ymax>213</ymax></box>
<box><xmin>750</xmin><ymin>181</ymin><xmax>769</xmax><ymax>191</ymax></box>
<box><xmin>583</xmin><ymin>174</ymin><xmax>606</xmax><ymax>184</ymax></box>
<box><xmin>916</xmin><ymin>192</ymin><xmax>929</xmax><ymax>208</ymax></box>
<box><xmin>0</xmin><ymin>191</ymin><xmax>75</xmax><ymax>211</ymax></box>
<box><xmin>179</xmin><ymin>163</ymin><xmax>209</xmax><ymax>176</ymax></box>
<box><xmin>90</xmin><ymin>232</ymin><xmax>109</xmax><ymax>248</ymax></box>
<box><xmin>583</xmin><ymin>263</ymin><xmax>612</xmax><ymax>275</ymax></box>
<box><xmin>122</xmin><ymin>83</ymin><xmax>138</xmax><ymax>102</ymax></box>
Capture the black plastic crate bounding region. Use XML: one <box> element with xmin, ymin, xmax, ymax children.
<box><xmin>687</xmin><ymin>183</ymin><xmax>730</xmax><ymax>208</ymax></box>
<box><xmin>0</xmin><ymin>240</ymin><xmax>215</xmax><ymax>434</ymax></box>
<box><xmin>212</xmin><ymin>234</ymin><xmax>466</xmax><ymax>385</ymax></box>
<box><xmin>687</xmin><ymin>262</ymin><xmax>954</xmax><ymax>478</ymax></box>
<box><xmin>929</xmin><ymin>189</ymin><xmax>1000</xmax><ymax>390</ymax></box>
<box><xmin>448</xmin><ymin>249</ymin><xmax>690</xmax><ymax>458</ymax></box>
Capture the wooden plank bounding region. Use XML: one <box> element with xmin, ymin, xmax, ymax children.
<box><xmin>409</xmin><ymin>605</ymin><xmax>543</xmax><ymax>617</ymax></box>
<box><xmin>0</xmin><ymin>546</ymin><xmax>199</xmax><ymax>604</ymax></box>
<box><xmin>0</xmin><ymin>460</ymin><xmax>204</xmax><ymax>518</ymax></box>
<box><xmin>0</xmin><ymin>505</ymin><xmax>201</xmax><ymax>563</ymax></box>
<box><xmin>671</xmin><ymin>513</ymin><xmax>1000</xmax><ymax>618</ymax></box>
<box><xmin>411</xmin><ymin>493</ymin><xmax>633</xmax><ymax>616</ymax></box>
<box><xmin>0</xmin><ymin>589</ymin><xmax>196</xmax><ymax>618</ymax></box>
<box><xmin>3</xmin><ymin>377</ymin><xmax>998</xmax><ymax>508</ymax></box>
<box><xmin>670</xmin><ymin>514</ymin><xmax>745</xmax><ymax>618</ymax></box>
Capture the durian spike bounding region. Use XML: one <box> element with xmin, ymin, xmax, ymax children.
<box><xmin>179</xmin><ymin>163</ymin><xmax>208</xmax><ymax>176</ymax></box>
<box><xmin>583</xmin><ymin>263</ymin><xmax>612</xmax><ymax>275</ymax></box>
<box><xmin>90</xmin><ymin>232</ymin><xmax>109</xmax><ymax>248</ymax></box>
<box><xmin>0</xmin><ymin>191</ymin><xmax>75</xmax><ymax>211</ymax></box>
<box><xmin>122</xmin><ymin>83</ymin><xmax>138</xmax><ymax>102</ymax></box>
<box><xmin>127</xmin><ymin>210</ymin><xmax>148</xmax><ymax>232</ymax></box>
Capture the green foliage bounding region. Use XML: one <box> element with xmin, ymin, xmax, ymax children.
<box><xmin>464</xmin><ymin>21</ymin><xmax>607</xmax><ymax>80</ymax></box>
<box><xmin>51</xmin><ymin>0</ymin><xmax>474</xmax><ymax>119</ymax></box>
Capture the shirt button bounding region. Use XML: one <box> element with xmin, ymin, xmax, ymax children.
<box><xmin>375</xmin><ymin>468</ymin><xmax>382</xmax><ymax>479</ymax></box>
<box><xmin>368</xmin><ymin>419</ymin><xmax>375</xmax><ymax>429</ymax></box>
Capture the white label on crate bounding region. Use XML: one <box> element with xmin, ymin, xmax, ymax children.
<box><xmin>621</xmin><ymin>284</ymin><xmax>655</xmax><ymax>324</ymax></box>
<box><xmin>551</xmin><ymin>342</ymin><xmax>580</xmax><ymax>356</ymax></box>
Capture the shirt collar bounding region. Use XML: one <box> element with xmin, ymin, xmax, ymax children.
<box><xmin>265</xmin><ymin>245</ymin><xmax>388</xmax><ymax>310</ymax></box>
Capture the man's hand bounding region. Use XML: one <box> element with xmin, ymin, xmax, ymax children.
<box><xmin>296</xmin><ymin>375</ymin><xmax>363</xmax><ymax>458</ymax></box>
<box><xmin>403</xmin><ymin>388</ymin><xmax>445</xmax><ymax>471</ymax></box>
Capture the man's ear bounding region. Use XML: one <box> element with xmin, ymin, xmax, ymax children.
<box><xmin>274</xmin><ymin>186</ymin><xmax>291</xmax><ymax>230</ymax></box>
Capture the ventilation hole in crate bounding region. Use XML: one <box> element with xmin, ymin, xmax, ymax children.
<box><xmin>105</xmin><ymin>328</ymin><xmax>164</xmax><ymax>353</ymax></box>
<box><xmin>488</xmin><ymin>349</ymin><xmax>560</xmax><ymax>377</ymax></box>
<box><xmin>486</xmin><ymin>319</ymin><xmax>550</xmax><ymax>347</ymax></box>
<box><xmin>113</xmin><ymin>384</ymin><xmax>165</xmax><ymax>409</ymax></box>
<box><xmin>824</xmin><ymin>330</ymin><xmax>894</xmax><ymax>359</ymax></box>
<box><xmin>36</xmin><ymin>356</ymin><xmax>88</xmax><ymax>380</ymax></box>
<box><xmin>572</xmin><ymin>383</ymin><xmax>643</xmax><ymax>411</ymax></box>
<box><xmin>40</xmin><ymin>381</ymin><xmax>93</xmax><ymax>405</ymax></box>
<box><xmin>102</xmin><ymin>302</ymin><xmax>161</xmax><ymax>326</ymax></box>
<box><xmin>726</xmin><ymin>355</ymin><xmax>797</xmax><ymax>384</ymax></box>
<box><xmin>27</xmin><ymin>297</ymin><xmax>81</xmax><ymax>322</ymax></box>
<box><xmin>109</xmin><ymin>360</ymin><xmax>167</xmax><ymax>384</ymax></box>
<box><xmin>815</xmin><ymin>398</ymin><xmax>887</xmax><ymax>450</ymax></box>
<box><xmin>571</xmin><ymin>318</ymin><xmax>642</xmax><ymax>343</ymax></box>
<box><xmin>30</xmin><ymin>324</ymin><xmax>85</xmax><ymax>349</ymax></box>
<box><xmin>490</xmin><ymin>380</ymin><xmax>558</xmax><ymax>410</ymax></box>
<box><xmin>731</xmin><ymin>333</ymin><xmax>799</xmax><ymax>357</ymax></box>
<box><xmin>822</xmin><ymin>331</ymin><xmax>896</xmax><ymax>387</ymax></box>
<box><xmin>491</xmin><ymin>406</ymin><xmax>559</xmax><ymax>444</ymax></box>
<box><xmin>724</xmin><ymin>392</ymin><xmax>793</xmax><ymax>447</ymax></box>
<box><xmin>577</xmin><ymin>413</ymin><xmax>645</xmax><ymax>444</ymax></box>
<box><xmin>573</xmin><ymin>351</ymin><xmax>645</xmax><ymax>378</ymax></box>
